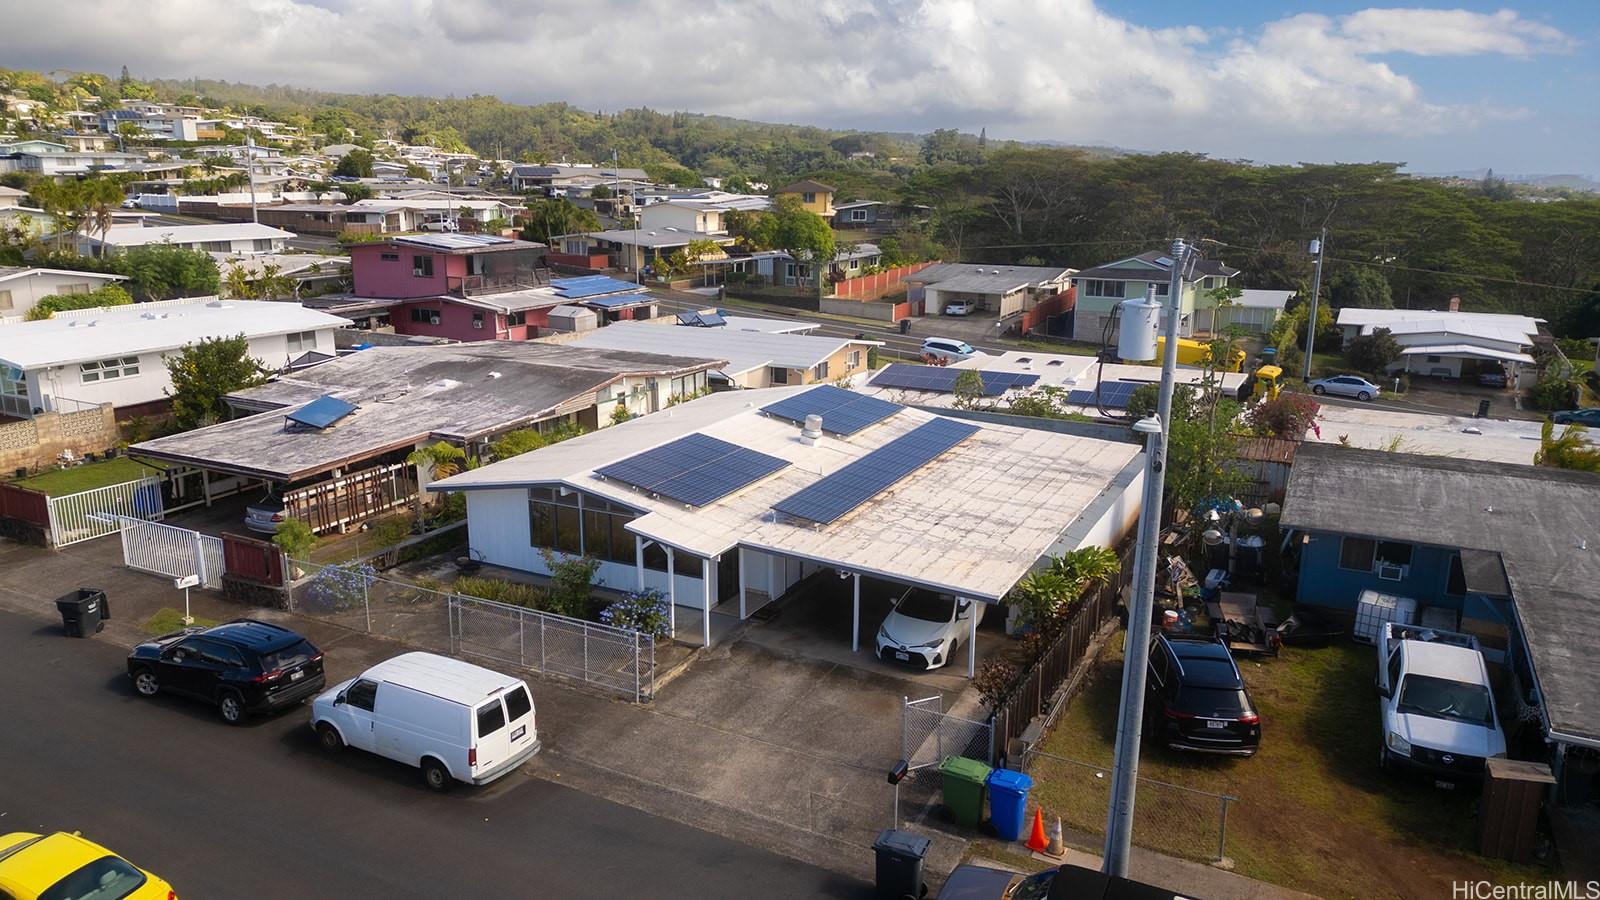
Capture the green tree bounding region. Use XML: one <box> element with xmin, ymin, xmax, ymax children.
<box><xmin>271</xmin><ymin>519</ymin><xmax>316</xmax><ymax>562</ymax></box>
<box><xmin>519</xmin><ymin>197</ymin><xmax>601</xmax><ymax>247</ymax></box>
<box><xmin>163</xmin><ymin>334</ymin><xmax>272</xmax><ymax>429</ymax></box>
<box><xmin>1345</xmin><ymin>327</ymin><xmax>1402</xmax><ymax>375</ymax></box>
<box><xmin>115</xmin><ymin>244</ymin><xmax>222</xmax><ymax>300</ymax></box>
<box><xmin>1533</xmin><ymin>422</ymin><xmax>1600</xmax><ymax>472</ymax></box>
<box><xmin>333</xmin><ymin>148</ymin><xmax>375</xmax><ymax>178</ymax></box>
<box><xmin>1326</xmin><ymin>266</ymin><xmax>1393</xmax><ymax>309</ymax></box>
<box><xmin>26</xmin><ymin>284</ymin><xmax>133</xmax><ymax>320</ymax></box>
<box><xmin>590</xmin><ymin>183</ymin><xmax>612</xmax><ymax>199</ymax></box>
<box><xmin>403</xmin><ymin>163</ymin><xmax>430</xmax><ymax>179</ymax></box>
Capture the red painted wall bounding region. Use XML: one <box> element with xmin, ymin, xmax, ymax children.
<box><xmin>351</xmin><ymin>245</ymin><xmax>469</xmax><ymax>299</ymax></box>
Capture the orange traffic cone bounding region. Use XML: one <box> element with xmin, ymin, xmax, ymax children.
<box><xmin>1025</xmin><ymin>806</ymin><xmax>1049</xmax><ymax>852</ymax></box>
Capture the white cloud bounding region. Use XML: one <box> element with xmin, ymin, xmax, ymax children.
<box><xmin>0</xmin><ymin>1</ymin><xmax>1577</xmax><ymax>163</ymax></box>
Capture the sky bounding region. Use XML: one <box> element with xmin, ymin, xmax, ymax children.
<box><xmin>2</xmin><ymin>0</ymin><xmax>1596</xmax><ymax>174</ymax></box>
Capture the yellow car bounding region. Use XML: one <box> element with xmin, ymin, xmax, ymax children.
<box><xmin>0</xmin><ymin>832</ymin><xmax>175</xmax><ymax>900</ymax></box>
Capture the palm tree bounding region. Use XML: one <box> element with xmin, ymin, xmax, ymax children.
<box><xmin>1534</xmin><ymin>422</ymin><xmax>1600</xmax><ymax>472</ymax></box>
<box><xmin>405</xmin><ymin>442</ymin><xmax>468</xmax><ymax>529</ymax></box>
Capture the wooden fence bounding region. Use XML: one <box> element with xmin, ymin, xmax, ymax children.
<box><xmin>1019</xmin><ymin>287</ymin><xmax>1077</xmax><ymax>336</ymax></box>
<box><xmin>222</xmin><ymin>532</ymin><xmax>287</xmax><ymax>587</ymax></box>
<box><xmin>830</xmin><ymin>261</ymin><xmax>933</xmax><ymax>299</ymax></box>
<box><xmin>0</xmin><ymin>482</ymin><xmax>50</xmax><ymax>528</ymax></box>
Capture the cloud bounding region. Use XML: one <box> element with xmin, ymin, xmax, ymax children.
<box><xmin>0</xmin><ymin>1</ymin><xmax>1578</xmax><ymax>163</ymax></box>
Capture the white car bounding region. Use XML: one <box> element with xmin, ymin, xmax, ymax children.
<box><xmin>311</xmin><ymin>651</ymin><xmax>540</xmax><ymax>791</ymax></box>
<box><xmin>921</xmin><ymin>337</ymin><xmax>983</xmax><ymax>364</ymax></box>
<box><xmin>1376</xmin><ymin>623</ymin><xmax>1505</xmax><ymax>782</ymax></box>
<box><xmin>1309</xmin><ymin>374</ymin><xmax>1381</xmax><ymax>401</ymax></box>
<box><xmin>875</xmin><ymin>590</ymin><xmax>984</xmax><ymax>670</ymax></box>
<box><xmin>943</xmin><ymin>299</ymin><xmax>976</xmax><ymax>317</ymax></box>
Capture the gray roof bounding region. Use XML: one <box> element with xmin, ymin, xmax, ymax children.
<box><xmin>907</xmin><ymin>262</ymin><xmax>1074</xmax><ymax>295</ymax></box>
<box><xmin>1280</xmin><ymin>444</ymin><xmax>1600</xmax><ymax>746</ymax></box>
<box><xmin>586</xmin><ymin>229</ymin><xmax>732</xmax><ymax>248</ymax></box>
<box><xmin>130</xmin><ymin>342</ymin><xmax>724</xmax><ymax>482</ymax></box>
<box><xmin>1074</xmin><ymin>250</ymin><xmax>1238</xmax><ymax>282</ymax></box>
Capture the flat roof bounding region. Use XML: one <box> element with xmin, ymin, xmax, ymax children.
<box><xmin>432</xmin><ymin>386</ymin><xmax>1143</xmax><ymax>601</ymax></box>
<box><xmin>908</xmin><ymin>263</ymin><xmax>1074</xmax><ymax>293</ymax></box>
<box><xmin>1304</xmin><ymin>404</ymin><xmax>1552</xmax><ymax>465</ymax></box>
<box><xmin>0</xmin><ymin>298</ymin><xmax>349</xmax><ymax>369</ymax></box>
<box><xmin>1235</xmin><ymin>289</ymin><xmax>1294</xmax><ymax>310</ymax></box>
<box><xmin>1337</xmin><ymin>307</ymin><xmax>1544</xmax><ymax>334</ymax></box>
<box><xmin>585</xmin><ymin>229</ymin><xmax>733</xmax><ymax>248</ymax></box>
<box><xmin>1280</xmin><ymin>444</ymin><xmax>1600</xmax><ymax>746</ymax></box>
<box><xmin>1396</xmin><ymin>344</ymin><xmax>1536</xmax><ymax>365</ymax></box>
<box><xmin>361</xmin><ymin>651</ymin><xmax>521</xmax><ymax>706</ymax></box>
<box><xmin>130</xmin><ymin>341</ymin><xmax>725</xmax><ymax>482</ymax></box>
<box><xmin>563</xmin><ymin>320</ymin><xmax>879</xmax><ymax>377</ymax></box>
<box><xmin>88</xmin><ymin>222</ymin><xmax>293</xmax><ymax>247</ymax></box>
<box><xmin>0</xmin><ymin>266</ymin><xmax>125</xmax><ymax>284</ymax></box>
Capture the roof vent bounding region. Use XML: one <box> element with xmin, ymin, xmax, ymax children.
<box><xmin>486</xmin><ymin>371</ymin><xmax>502</xmax><ymax>379</ymax></box>
<box><xmin>800</xmin><ymin>414</ymin><xmax>824</xmax><ymax>446</ymax></box>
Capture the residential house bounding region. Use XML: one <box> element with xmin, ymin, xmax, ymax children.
<box><xmin>637</xmin><ymin>192</ymin><xmax>770</xmax><ymax>234</ymax></box>
<box><xmin>1335</xmin><ymin>305</ymin><xmax>1541</xmax><ymax>381</ymax></box>
<box><xmin>0</xmin><ymin>185</ymin><xmax>52</xmax><ymax>234</ymax></box>
<box><xmin>56</xmin><ymin>133</ymin><xmax>115</xmax><ymax>153</ymax></box>
<box><xmin>830</xmin><ymin>200</ymin><xmax>928</xmax><ymax>231</ymax></box>
<box><xmin>129</xmin><ymin>342</ymin><xmax>723</xmax><ymax>532</ymax></box>
<box><xmin>774</xmin><ymin>179</ymin><xmax>836</xmax><ymax>218</ymax></box>
<box><xmin>209</xmin><ymin>253</ymin><xmax>350</xmax><ymax>298</ymax></box>
<box><xmin>427</xmin><ymin>384</ymin><xmax>1144</xmax><ymax>666</ymax></box>
<box><xmin>1208</xmin><ymin>289</ymin><xmax>1294</xmax><ymax>335</ymax></box>
<box><xmin>1281</xmin><ymin>443</ymin><xmax>1600</xmax><ymax>810</ymax></box>
<box><xmin>75</xmin><ymin>222</ymin><xmax>293</xmax><ymax>256</ymax></box>
<box><xmin>906</xmin><ymin>262</ymin><xmax>1075</xmax><ymax>320</ymax></box>
<box><xmin>0</xmin><ymin>297</ymin><xmax>348</xmax><ymax>419</ymax></box>
<box><xmin>567</xmin><ymin>228</ymin><xmax>736</xmax><ymax>276</ymax></box>
<box><xmin>0</xmin><ymin>146</ymin><xmax>145</xmax><ymax>177</ymax></box>
<box><xmin>511</xmin><ymin>164</ymin><xmax>649</xmax><ymax>194</ymax></box>
<box><xmin>555</xmin><ymin>318</ymin><xmax>879</xmax><ymax>389</ymax></box>
<box><xmin>1069</xmin><ymin>250</ymin><xmax>1239</xmax><ymax>341</ymax></box>
<box><xmin>750</xmin><ymin>243</ymin><xmax>883</xmax><ymax>288</ymax></box>
<box><xmin>0</xmin><ymin>267</ymin><xmax>129</xmax><ymax>321</ymax></box>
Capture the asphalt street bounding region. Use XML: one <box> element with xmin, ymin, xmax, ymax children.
<box><xmin>0</xmin><ymin>609</ymin><xmax>869</xmax><ymax>899</ymax></box>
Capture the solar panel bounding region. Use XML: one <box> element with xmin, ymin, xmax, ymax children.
<box><xmin>552</xmin><ymin>275</ymin><xmax>640</xmax><ymax>299</ymax></box>
<box><xmin>595</xmin><ymin>433</ymin><xmax>789</xmax><ymax>507</ymax></box>
<box><xmin>284</xmin><ymin>394</ymin><xmax>356</xmax><ymax>429</ymax></box>
<box><xmin>760</xmin><ymin>384</ymin><xmax>903</xmax><ymax>435</ymax></box>
<box><xmin>1065</xmin><ymin>380</ymin><xmax>1150</xmax><ymax>409</ymax></box>
<box><xmin>868</xmin><ymin>364</ymin><xmax>1040</xmax><ymax>397</ymax></box>
<box><xmin>772</xmin><ymin>418</ymin><xmax>980</xmax><ymax>524</ymax></box>
<box><xmin>583</xmin><ymin>293</ymin><xmax>653</xmax><ymax>310</ymax></box>
<box><xmin>398</xmin><ymin>233</ymin><xmax>513</xmax><ymax>251</ymax></box>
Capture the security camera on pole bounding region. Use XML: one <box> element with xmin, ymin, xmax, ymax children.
<box><xmin>1101</xmin><ymin>238</ymin><xmax>1190</xmax><ymax>877</ymax></box>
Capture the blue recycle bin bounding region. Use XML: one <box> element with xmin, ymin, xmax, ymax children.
<box><xmin>986</xmin><ymin>768</ymin><xmax>1035</xmax><ymax>842</ymax></box>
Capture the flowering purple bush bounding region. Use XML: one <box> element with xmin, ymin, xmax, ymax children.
<box><xmin>302</xmin><ymin>562</ymin><xmax>377</xmax><ymax>612</ymax></box>
<box><xmin>599</xmin><ymin>588</ymin><xmax>671</xmax><ymax>639</ymax></box>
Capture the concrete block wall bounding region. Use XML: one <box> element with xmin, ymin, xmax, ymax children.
<box><xmin>0</xmin><ymin>404</ymin><xmax>119</xmax><ymax>473</ymax></box>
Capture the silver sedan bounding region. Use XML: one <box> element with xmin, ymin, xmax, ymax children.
<box><xmin>1309</xmin><ymin>374</ymin><xmax>1381</xmax><ymax>401</ymax></box>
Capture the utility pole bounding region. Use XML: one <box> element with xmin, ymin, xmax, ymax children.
<box><xmin>1102</xmin><ymin>238</ymin><xmax>1188</xmax><ymax>877</ymax></box>
<box><xmin>246</xmin><ymin>131</ymin><xmax>259</xmax><ymax>225</ymax></box>
<box><xmin>1302</xmin><ymin>227</ymin><xmax>1326</xmax><ymax>382</ymax></box>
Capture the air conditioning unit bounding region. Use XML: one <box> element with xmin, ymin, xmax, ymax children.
<box><xmin>471</xmin><ymin>319</ymin><xmax>483</xmax><ymax>329</ymax></box>
<box><xmin>429</xmin><ymin>315</ymin><xmax>441</xmax><ymax>325</ymax></box>
<box><xmin>1377</xmin><ymin>563</ymin><xmax>1406</xmax><ymax>582</ymax></box>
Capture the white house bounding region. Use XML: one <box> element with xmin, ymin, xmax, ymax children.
<box><xmin>1335</xmin><ymin>306</ymin><xmax>1541</xmax><ymax>380</ymax></box>
<box><xmin>76</xmin><ymin>222</ymin><xmax>293</xmax><ymax>257</ymax></box>
<box><xmin>558</xmin><ymin>319</ymin><xmax>879</xmax><ymax>389</ymax></box>
<box><xmin>636</xmin><ymin>193</ymin><xmax>771</xmax><ymax>234</ymax></box>
<box><xmin>908</xmin><ymin>262</ymin><xmax>1076</xmax><ymax>320</ymax></box>
<box><xmin>0</xmin><ymin>267</ymin><xmax>129</xmax><ymax>321</ymax></box>
<box><xmin>0</xmin><ymin>297</ymin><xmax>349</xmax><ymax>418</ymax></box>
<box><xmin>1205</xmin><ymin>289</ymin><xmax>1294</xmax><ymax>334</ymax></box>
<box><xmin>429</xmin><ymin>385</ymin><xmax>1145</xmax><ymax>673</ymax></box>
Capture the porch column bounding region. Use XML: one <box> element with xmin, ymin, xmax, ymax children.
<box><xmin>666</xmin><ymin>547</ymin><xmax>676</xmax><ymax>637</ymax></box>
<box><xmin>966</xmin><ymin>599</ymin><xmax>978</xmax><ymax>678</ymax></box>
<box><xmin>634</xmin><ymin>535</ymin><xmax>645</xmax><ymax>591</ymax></box>
<box><xmin>738</xmin><ymin>547</ymin><xmax>748</xmax><ymax>620</ymax></box>
<box><xmin>701</xmin><ymin>556</ymin><xmax>713</xmax><ymax>648</ymax></box>
<box><xmin>201</xmin><ymin>470</ymin><xmax>213</xmax><ymax>508</ymax></box>
<box><xmin>852</xmin><ymin>573</ymin><xmax>861</xmax><ymax>653</ymax></box>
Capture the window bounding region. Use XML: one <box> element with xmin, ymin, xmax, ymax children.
<box><xmin>57</xmin><ymin>282</ymin><xmax>90</xmax><ymax>295</ymax></box>
<box><xmin>0</xmin><ymin>289</ymin><xmax>11</xmax><ymax>310</ymax></box>
<box><xmin>344</xmin><ymin>679</ymin><xmax>378</xmax><ymax>711</ymax></box>
<box><xmin>1154</xmin><ymin>283</ymin><xmax>1168</xmax><ymax>296</ymax></box>
<box><xmin>848</xmin><ymin>350</ymin><xmax>862</xmax><ymax>369</ymax></box>
<box><xmin>409</xmin><ymin>307</ymin><xmax>440</xmax><ymax>324</ymax></box>
<box><xmin>1375</xmin><ymin>541</ymin><xmax>1413</xmax><ymax>567</ymax></box>
<box><xmin>802</xmin><ymin>192</ymin><xmax>816</xmax><ymax>203</ymax></box>
<box><xmin>286</xmin><ymin>331</ymin><xmax>317</xmax><ymax>353</ymax></box>
<box><xmin>380</xmin><ymin>252</ymin><xmax>400</xmax><ymax>262</ymax></box>
<box><xmin>770</xmin><ymin>366</ymin><xmax>789</xmax><ymax>385</ymax></box>
<box><xmin>850</xmin><ymin>208</ymin><xmax>867</xmax><ymax>221</ymax></box>
<box><xmin>848</xmin><ymin>258</ymin><xmax>859</xmax><ymax>270</ymax></box>
<box><xmin>472</xmin><ymin>311</ymin><xmax>485</xmax><ymax>329</ymax></box>
<box><xmin>1387</xmin><ymin>647</ymin><xmax>1403</xmax><ymax>691</ymax></box>
<box><xmin>1082</xmin><ymin>279</ymin><xmax>1121</xmax><ymax>298</ymax></box>
<box><xmin>1203</xmin><ymin>277</ymin><xmax>1218</xmax><ymax>289</ymax></box>
<box><xmin>1425</xmin><ymin>355</ymin><xmax>1442</xmax><ymax>363</ymax></box>
<box><xmin>202</xmin><ymin>240</ymin><xmax>231</xmax><ymax>252</ymax></box>
<box><xmin>812</xmin><ymin>361</ymin><xmax>830</xmax><ymax>381</ymax></box>
<box><xmin>507</xmin><ymin>311</ymin><xmax>526</xmax><ymax>327</ymax></box>
<box><xmin>1446</xmin><ymin>554</ymin><xmax>1467</xmax><ymax>596</ymax></box>
<box><xmin>1339</xmin><ymin>537</ymin><xmax>1376</xmax><ymax>572</ymax></box>
<box><xmin>79</xmin><ymin>357</ymin><xmax>139</xmax><ymax>383</ymax></box>
<box><xmin>37</xmin><ymin>856</ymin><xmax>146</xmax><ymax>900</ymax></box>
<box><xmin>476</xmin><ymin>701</ymin><xmax>506</xmax><ymax>738</ymax></box>
<box><xmin>504</xmin><ymin>685</ymin><xmax>532</xmax><ymax>722</ymax></box>
<box><xmin>252</xmin><ymin>239</ymin><xmax>273</xmax><ymax>251</ymax></box>
<box><xmin>195</xmin><ymin>639</ymin><xmax>244</xmax><ymax>668</ymax></box>
<box><xmin>412</xmin><ymin>254</ymin><xmax>434</xmax><ymax>277</ymax></box>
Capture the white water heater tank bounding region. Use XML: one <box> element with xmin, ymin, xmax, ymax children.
<box><xmin>1118</xmin><ymin>294</ymin><xmax>1161</xmax><ymax>361</ymax></box>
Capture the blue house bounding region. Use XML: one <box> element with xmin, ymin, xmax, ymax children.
<box><xmin>1280</xmin><ymin>444</ymin><xmax>1600</xmax><ymax>813</ymax></box>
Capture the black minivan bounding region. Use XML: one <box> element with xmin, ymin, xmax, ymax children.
<box><xmin>1144</xmin><ymin>634</ymin><xmax>1261</xmax><ymax>756</ymax></box>
<box><xmin>127</xmin><ymin>619</ymin><xmax>325</xmax><ymax>724</ymax></box>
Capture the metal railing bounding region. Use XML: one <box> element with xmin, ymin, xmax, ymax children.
<box><xmin>48</xmin><ymin>476</ymin><xmax>164</xmax><ymax>546</ymax></box>
<box><xmin>115</xmin><ymin>517</ymin><xmax>224</xmax><ymax>589</ymax></box>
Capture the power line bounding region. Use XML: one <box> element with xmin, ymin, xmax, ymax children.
<box><xmin>1209</xmin><ymin>240</ymin><xmax>1594</xmax><ymax>295</ymax></box>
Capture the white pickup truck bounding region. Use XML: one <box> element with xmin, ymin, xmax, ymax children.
<box><xmin>1376</xmin><ymin>622</ymin><xmax>1505</xmax><ymax>782</ymax></box>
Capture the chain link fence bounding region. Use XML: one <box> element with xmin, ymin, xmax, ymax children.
<box><xmin>1022</xmin><ymin>749</ymin><xmax>1237</xmax><ymax>863</ymax></box>
<box><xmin>900</xmin><ymin>695</ymin><xmax>995</xmax><ymax>809</ymax></box>
<box><xmin>288</xmin><ymin>560</ymin><xmax>654</xmax><ymax>702</ymax></box>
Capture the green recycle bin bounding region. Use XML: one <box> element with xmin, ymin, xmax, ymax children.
<box><xmin>938</xmin><ymin>755</ymin><xmax>993</xmax><ymax>828</ymax></box>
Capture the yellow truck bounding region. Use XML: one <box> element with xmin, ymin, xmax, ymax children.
<box><xmin>1127</xmin><ymin>337</ymin><xmax>1248</xmax><ymax>373</ymax></box>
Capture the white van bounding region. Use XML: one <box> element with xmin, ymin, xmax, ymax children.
<box><xmin>310</xmin><ymin>652</ymin><xmax>540</xmax><ymax>791</ymax></box>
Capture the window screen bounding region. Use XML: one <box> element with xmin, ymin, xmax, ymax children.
<box><xmin>1339</xmin><ymin>537</ymin><xmax>1375</xmax><ymax>571</ymax></box>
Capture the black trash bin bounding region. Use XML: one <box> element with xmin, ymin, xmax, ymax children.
<box><xmin>56</xmin><ymin>588</ymin><xmax>107</xmax><ymax>637</ymax></box>
<box><xmin>1477</xmin><ymin>398</ymin><xmax>1491</xmax><ymax>419</ymax></box>
<box><xmin>899</xmin><ymin>317</ymin><xmax>911</xmax><ymax>335</ymax></box>
<box><xmin>872</xmin><ymin>829</ymin><xmax>929</xmax><ymax>900</ymax></box>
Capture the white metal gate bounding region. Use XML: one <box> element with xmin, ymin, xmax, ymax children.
<box><xmin>48</xmin><ymin>477</ymin><xmax>164</xmax><ymax>546</ymax></box>
<box><xmin>117</xmin><ymin>518</ymin><xmax>224</xmax><ymax>589</ymax></box>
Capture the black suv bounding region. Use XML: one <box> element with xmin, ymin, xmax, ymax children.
<box><xmin>127</xmin><ymin>619</ymin><xmax>325</xmax><ymax>724</ymax></box>
<box><xmin>1144</xmin><ymin>634</ymin><xmax>1261</xmax><ymax>756</ymax></box>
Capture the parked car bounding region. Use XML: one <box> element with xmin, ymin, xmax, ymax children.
<box><xmin>1376</xmin><ymin>622</ymin><xmax>1504</xmax><ymax>782</ymax></box>
<box><xmin>127</xmin><ymin>619</ymin><xmax>325</xmax><ymax>725</ymax></box>
<box><xmin>875</xmin><ymin>590</ymin><xmax>984</xmax><ymax>670</ymax></box>
<box><xmin>419</xmin><ymin>219</ymin><xmax>459</xmax><ymax>233</ymax></box>
<box><xmin>1308</xmin><ymin>374</ymin><xmax>1381</xmax><ymax>401</ymax></box>
<box><xmin>1144</xmin><ymin>634</ymin><xmax>1261</xmax><ymax>756</ymax></box>
<box><xmin>921</xmin><ymin>337</ymin><xmax>983</xmax><ymax>363</ymax></box>
<box><xmin>943</xmin><ymin>299</ymin><xmax>977</xmax><ymax>317</ymax></box>
<box><xmin>936</xmin><ymin>864</ymin><xmax>1053</xmax><ymax>899</ymax></box>
<box><xmin>0</xmin><ymin>831</ymin><xmax>177</xmax><ymax>900</ymax></box>
<box><xmin>1476</xmin><ymin>368</ymin><xmax>1508</xmax><ymax>388</ymax></box>
<box><xmin>311</xmin><ymin>651</ymin><xmax>541</xmax><ymax>792</ymax></box>
<box><xmin>1551</xmin><ymin>408</ymin><xmax>1600</xmax><ymax>427</ymax></box>
<box><xmin>243</xmin><ymin>494</ymin><xmax>287</xmax><ymax>534</ymax></box>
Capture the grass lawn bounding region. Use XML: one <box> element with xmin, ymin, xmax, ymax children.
<box><xmin>142</xmin><ymin>607</ymin><xmax>220</xmax><ymax>635</ymax></box>
<box><xmin>13</xmin><ymin>457</ymin><xmax>163</xmax><ymax>496</ymax></box>
<box><xmin>998</xmin><ymin>337</ymin><xmax>1101</xmax><ymax>356</ymax></box>
<box><xmin>1031</xmin><ymin>631</ymin><xmax>1553</xmax><ymax>899</ymax></box>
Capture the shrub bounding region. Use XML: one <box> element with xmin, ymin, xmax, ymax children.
<box><xmin>1529</xmin><ymin>373</ymin><xmax>1578</xmax><ymax>411</ymax></box>
<box><xmin>538</xmin><ymin>549</ymin><xmax>602</xmax><ymax>618</ymax></box>
<box><xmin>271</xmin><ymin>518</ymin><xmax>315</xmax><ymax>561</ymax></box>
<box><xmin>974</xmin><ymin>659</ymin><xmax>1020</xmax><ymax>710</ymax></box>
<box><xmin>26</xmin><ymin>284</ymin><xmax>133</xmax><ymax>320</ymax></box>
<box><xmin>1245</xmin><ymin>392</ymin><xmax>1321</xmax><ymax>439</ymax></box>
<box><xmin>454</xmin><ymin>575</ymin><xmax>546</xmax><ymax>609</ymax></box>
<box><xmin>1345</xmin><ymin>327</ymin><xmax>1402</xmax><ymax>375</ymax></box>
<box><xmin>599</xmin><ymin>588</ymin><xmax>671</xmax><ymax>638</ymax></box>
<box><xmin>301</xmin><ymin>561</ymin><xmax>376</xmax><ymax>612</ymax></box>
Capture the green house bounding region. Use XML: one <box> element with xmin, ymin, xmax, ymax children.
<box><xmin>1069</xmin><ymin>251</ymin><xmax>1238</xmax><ymax>342</ymax></box>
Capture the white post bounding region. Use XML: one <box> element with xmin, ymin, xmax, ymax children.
<box><xmin>738</xmin><ymin>547</ymin><xmax>748</xmax><ymax>620</ymax></box>
<box><xmin>666</xmin><ymin>547</ymin><xmax>676</xmax><ymax>637</ymax></box>
<box><xmin>193</xmin><ymin>531</ymin><xmax>207</xmax><ymax>588</ymax></box>
<box><xmin>183</xmin><ymin>587</ymin><xmax>192</xmax><ymax>625</ymax></box>
<box><xmin>967</xmin><ymin>599</ymin><xmax>978</xmax><ymax>678</ymax></box>
<box><xmin>701</xmin><ymin>556</ymin><xmax>713</xmax><ymax>648</ymax></box>
<box><xmin>635</xmin><ymin>535</ymin><xmax>645</xmax><ymax>591</ymax></box>
<box><xmin>852</xmin><ymin>573</ymin><xmax>861</xmax><ymax>652</ymax></box>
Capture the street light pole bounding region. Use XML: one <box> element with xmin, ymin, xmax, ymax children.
<box><xmin>246</xmin><ymin>132</ymin><xmax>259</xmax><ymax>225</ymax></box>
<box><xmin>1302</xmin><ymin>227</ymin><xmax>1326</xmax><ymax>382</ymax></box>
<box><xmin>1102</xmin><ymin>238</ymin><xmax>1189</xmax><ymax>877</ymax></box>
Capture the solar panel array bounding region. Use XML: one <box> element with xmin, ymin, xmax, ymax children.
<box><xmin>583</xmin><ymin>292</ymin><xmax>653</xmax><ymax>310</ymax></box>
<box><xmin>285</xmin><ymin>394</ymin><xmax>357</xmax><ymax>429</ymax></box>
<box><xmin>396</xmin><ymin>233</ymin><xmax>514</xmax><ymax>251</ymax></box>
<box><xmin>552</xmin><ymin>275</ymin><xmax>641</xmax><ymax>299</ymax></box>
<box><xmin>595</xmin><ymin>433</ymin><xmax>789</xmax><ymax>507</ymax></box>
<box><xmin>868</xmin><ymin>364</ymin><xmax>1040</xmax><ymax>397</ymax></box>
<box><xmin>1064</xmin><ymin>380</ymin><xmax>1148</xmax><ymax>409</ymax></box>
<box><xmin>676</xmin><ymin>311</ymin><xmax>727</xmax><ymax>327</ymax></box>
<box><xmin>760</xmin><ymin>384</ymin><xmax>903</xmax><ymax>436</ymax></box>
<box><xmin>772</xmin><ymin>418</ymin><xmax>980</xmax><ymax>524</ymax></box>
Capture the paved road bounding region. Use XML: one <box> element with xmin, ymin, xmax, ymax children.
<box><xmin>0</xmin><ymin>610</ymin><xmax>867</xmax><ymax>899</ymax></box>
